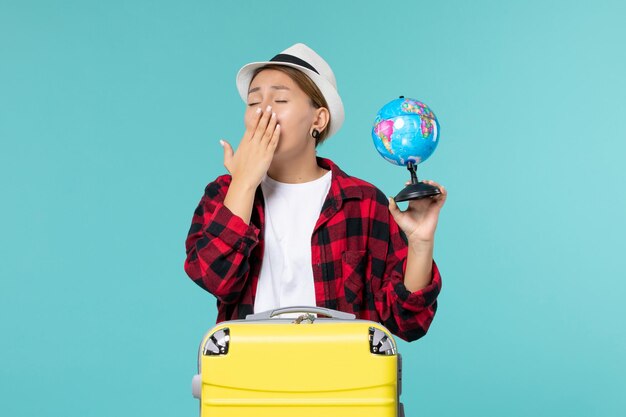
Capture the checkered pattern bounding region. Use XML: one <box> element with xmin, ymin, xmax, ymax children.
<box><xmin>184</xmin><ymin>157</ymin><xmax>442</xmax><ymax>342</ymax></box>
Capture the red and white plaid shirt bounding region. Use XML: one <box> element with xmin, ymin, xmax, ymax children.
<box><xmin>184</xmin><ymin>157</ymin><xmax>442</xmax><ymax>342</ymax></box>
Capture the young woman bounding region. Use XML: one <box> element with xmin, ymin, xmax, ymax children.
<box><xmin>184</xmin><ymin>43</ymin><xmax>447</xmax><ymax>342</ymax></box>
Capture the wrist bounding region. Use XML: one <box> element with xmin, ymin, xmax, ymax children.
<box><xmin>230</xmin><ymin>177</ymin><xmax>259</xmax><ymax>193</ymax></box>
<box><xmin>408</xmin><ymin>237</ymin><xmax>434</xmax><ymax>250</ymax></box>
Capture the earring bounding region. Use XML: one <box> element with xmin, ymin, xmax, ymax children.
<box><xmin>311</xmin><ymin>129</ymin><xmax>320</xmax><ymax>140</ymax></box>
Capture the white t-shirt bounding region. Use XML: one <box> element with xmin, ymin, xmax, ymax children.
<box><xmin>253</xmin><ymin>169</ymin><xmax>332</xmax><ymax>318</ymax></box>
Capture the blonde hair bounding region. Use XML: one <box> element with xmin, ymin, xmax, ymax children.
<box><xmin>251</xmin><ymin>64</ymin><xmax>332</xmax><ymax>147</ymax></box>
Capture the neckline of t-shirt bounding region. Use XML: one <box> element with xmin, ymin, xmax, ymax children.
<box><xmin>262</xmin><ymin>170</ymin><xmax>332</xmax><ymax>189</ymax></box>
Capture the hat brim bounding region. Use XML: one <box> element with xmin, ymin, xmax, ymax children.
<box><xmin>236</xmin><ymin>61</ymin><xmax>344</xmax><ymax>139</ymax></box>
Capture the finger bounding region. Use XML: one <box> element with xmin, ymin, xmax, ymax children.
<box><xmin>424</xmin><ymin>179</ymin><xmax>444</xmax><ymax>190</ymax></box>
<box><xmin>431</xmin><ymin>184</ymin><xmax>447</xmax><ymax>206</ymax></box>
<box><xmin>437</xmin><ymin>186</ymin><xmax>448</xmax><ymax>205</ymax></box>
<box><xmin>423</xmin><ymin>179</ymin><xmax>445</xmax><ymax>196</ymax></box>
<box><xmin>244</xmin><ymin>107</ymin><xmax>264</xmax><ymax>140</ymax></box>
<box><xmin>252</xmin><ymin>105</ymin><xmax>273</xmax><ymax>142</ymax></box>
<box><xmin>220</xmin><ymin>139</ymin><xmax>234</xmax><ymax>173</ymax></box>
<box><xmin>268</xmin><ymin>123</ymin><xmax>281</xmax><ymax>151</ymax></box>
<box><xmin>262</xmin><ymin>111</ymin><xmax>278</xmax><ymax>145</ymax></box>
<box><xmin>387</xmin><ymin>196</ymin><xmax>402</xmax><ymax>218</ymax></box>
<box><xmin>432</xmin><ymin>182</ymin><xmax>446</xmax><ymax>199</ymax></box>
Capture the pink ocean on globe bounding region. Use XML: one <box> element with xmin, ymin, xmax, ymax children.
<box><xmin>374</xmin><ymin>119</ymin><xmax>395</xmax><ymax>153</ymax></box>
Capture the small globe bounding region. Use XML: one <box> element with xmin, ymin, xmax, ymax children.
<box><xmin>372</xmin><ymin>97</ymin><xmax>440</xmax><ymax>166</ymax></box>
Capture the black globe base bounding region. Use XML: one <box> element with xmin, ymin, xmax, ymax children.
<box><xmin>393</xmin><ymin>160</ymin><xmax>441</xmax><ymax>202</ymax></box>
<box><xmin>394</xmin><ymin>182</ymin><xmax>441</xmax><ymax>202</ymax></box>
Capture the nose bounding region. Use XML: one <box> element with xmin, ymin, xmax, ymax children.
<box><xmin>259</xmin><ymin>97</ymin><xmax>273</xmax><ymax>109</ymax></box>
<box><xmin>248</xmin><ymin>100</ymin><xmax>269</xmax><ymax>115</ymax></box>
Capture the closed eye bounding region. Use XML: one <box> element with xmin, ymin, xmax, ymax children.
<box><xmin>247</xmin><ymin>100</ymin><xmax>288</xmax><ymax>106</ymax></box>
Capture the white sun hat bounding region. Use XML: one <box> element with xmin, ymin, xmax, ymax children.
<box><xmin>236</xmin><ymin>43</ymin><xmax>345</xmax><ymax>139</ymax></box>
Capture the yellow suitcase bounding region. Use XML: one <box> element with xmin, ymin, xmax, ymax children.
<box><xmin>191</xmin><ymin>306</ymin><xmax>404</xmax><ymax>417</ymax></box>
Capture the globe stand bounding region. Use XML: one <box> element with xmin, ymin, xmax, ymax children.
<box><xmin>394</xmin><ymin>161</ymin><xmax>441</xmax><ymax>202</ymax></box>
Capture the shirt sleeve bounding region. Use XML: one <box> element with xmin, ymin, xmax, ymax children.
<box><xmin>184</xmin><ymin>176</ymin><xmax>261</xmax><ymax>304</ymax></box>
<box><xmin>369</xmin><ymin>189</ymin><xmax>442</xmax><ymax>342</ymax></box>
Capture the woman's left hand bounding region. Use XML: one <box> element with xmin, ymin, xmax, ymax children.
<box><xmin>388</xmin><ymin>180</ymin><xmax>447</xmax><ymax>243</ymax></box>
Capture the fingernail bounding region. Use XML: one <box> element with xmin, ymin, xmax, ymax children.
<box><xmin>256</xmin><ymin>107</ymin><xmax>262</xmax><ymax>114</ymax></box>
<box><xmin>219</xmin><ymin>140</ymin><xmax>225</xmax><ymax>147</ymax></box>
<box><xmin>271</xmin><ymin>112</ymin><xmax>276</xmax><ymax>118</ymax></box>
<box><xmin>266</xmin><ymin>105</ymin><xmax>272</xmax><ymax>112</ymax></box>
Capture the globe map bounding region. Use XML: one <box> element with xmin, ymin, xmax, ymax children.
<box><xmin>372</xmin><ymin>97</ymin><xmax>440</xmax><ymax>166</ymax></box>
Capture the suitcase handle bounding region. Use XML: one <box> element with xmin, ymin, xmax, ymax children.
<box><xmin>245</xmin><ymin>306</ymin><xmax>356</xmax><ymax>320</ymax></box>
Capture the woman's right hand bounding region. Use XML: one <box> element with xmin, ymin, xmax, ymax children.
<box><xmin>221</xmin><ymin>105</ymin><xmax>280</xmax><ymax>189</ymax></box>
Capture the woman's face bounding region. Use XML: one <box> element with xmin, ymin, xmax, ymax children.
<box><xmin>245</xmin><ymin>69</ymin><xmax>323</xmax><ymax>159</ymax></box>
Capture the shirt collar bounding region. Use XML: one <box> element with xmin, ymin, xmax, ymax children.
<box><xmin>253</xmin><ymin>157</ymin><xmax>363</xmax><ymax>225</ymax></box>
<box><xmin>316</xmin><ymin>156</ymin><xmax>363</xmax><ymax>214</ymax></box>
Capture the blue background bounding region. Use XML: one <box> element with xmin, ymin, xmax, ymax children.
<box><xmin>1</xmin><ymin>1</ymin><xmax>625</xmax><ymax>416</ymax></box>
